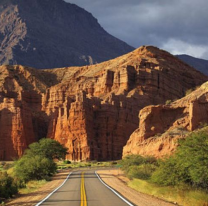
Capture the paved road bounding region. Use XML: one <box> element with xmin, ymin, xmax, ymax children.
<box><xmin>40</xmin><ymin>170</ymin><xmax>132</xmax><ymax>206</ymax></box>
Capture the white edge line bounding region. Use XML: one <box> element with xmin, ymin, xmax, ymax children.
<box><xmin>95</xmin><ymin>171</ymin><xmax>135</xmax><ymax>206</ymax></box>
<box><xmin>35</xmin><ymin>171</ymin><xmax>73</xmax><ymax>206</ymax></box>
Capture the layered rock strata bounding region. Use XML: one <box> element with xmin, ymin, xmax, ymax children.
<box><xmin>123</xmin><ymin>81</ymin><xmax>208</xmax><ymax>158</ymax></box>
<box><xmin>0</xmin><ymin>46</ymin><xmax>207</xmax><ymax>161</ymax></box>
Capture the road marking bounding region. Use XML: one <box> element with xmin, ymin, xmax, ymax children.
<box><xmin>95</xmin><ymin>171</ymin><xmax>135</xmax><ymax>206</ymax></box>
<box><xmin>80</xmin><ymin>172</ymin><xmax>87</xmax><ymax>206</ymax></box>
<box><xmin>35</xmin><ymin>171</ymin><xmax>72</xmax><ymax>206</ymax></box>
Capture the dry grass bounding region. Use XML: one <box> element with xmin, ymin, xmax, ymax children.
<box><xmin>128</xmin><ymin>179</ymin><xmax>208</xmax><ymax>206</ymax></box>
<box><xmin>19</xmin><ymin>180</ymin><xmax>47</xmax><ymax>194</ymax></box>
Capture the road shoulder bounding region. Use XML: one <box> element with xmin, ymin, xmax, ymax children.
<box><xmin>97</xmin><ymin>169</ymin><xmax>175</xmax><ymax>206</ymax></box>
<box><xmin>6</xmin><ymin>170</ymin><xmax>70</xmax><ymax>206</ymax></box>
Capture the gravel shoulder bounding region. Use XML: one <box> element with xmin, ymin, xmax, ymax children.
<box><xmin>97</xmin><ymin>169</ymin><xmax>175</xmax><ymax>206</ymax></box>
<box><xmin>6</xmin><ymin>170</ymin><xmax>70</xmax><ymax>206</ymax></box>
<box><xmin>6</xmin><ymin>168</ymin><xmax>175</xmax><ymax>206</ymax></box>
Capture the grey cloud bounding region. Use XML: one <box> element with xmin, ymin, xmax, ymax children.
<box><xmin>66</xmin><ymin>0</ymin><xmax>208</xmax><ymax>59</ymax></box>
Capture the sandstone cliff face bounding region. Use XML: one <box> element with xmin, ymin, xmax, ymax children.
<box><xmin>0</xmin><ymin>0</ymin><xmax>133</xmax><ymax>68</ymax></box>
<box><xmin>123</xmin><ymin>81</ymin><xmax>208</xmax><ymax>158</ymax></box>
<box><xmin>0</xmin><ymin>46</ymin><xmax>207</xmax><ymax>161</ymax></box>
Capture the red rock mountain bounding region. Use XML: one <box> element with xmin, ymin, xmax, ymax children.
<box><xmin>0</xmin><ymin>46</ymin><xmax>207</xmax><ymax>161</ymax></box>
<box><xmin>123</xmin><ymin>81</ymin><xmax>208</xmax><ymax>158</ymax></box>
<box><xmin>0</xmin><ymin>0</ymin><xmax>133</xmax><ymax>68</ymax></box>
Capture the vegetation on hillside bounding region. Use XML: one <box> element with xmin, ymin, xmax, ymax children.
<box><xmin>120</xmin><ymin>129</ymin><xmax>208</xmax><ymax>205</ymax></box>
<box><xmin>152</xmin><ymin>131</ymin><xmax>208</xmax><ymax>189</ymax></box>
<box><xmin>121</xmin><ymin>130</ymin><xmax>208</xmax><ymax>189</ymax></box>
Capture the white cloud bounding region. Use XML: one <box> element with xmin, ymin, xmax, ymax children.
<box><xmin>162</xmin><ymin>39</ymin><xmax>208</xmax><ymax>58</ymax></box>
<box><xmin>66</xmin><ymin>0</ymin><xmax>208</xmax><ymax>60</ymax></box>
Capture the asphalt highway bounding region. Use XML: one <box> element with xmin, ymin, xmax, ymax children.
<box><xmin>40</xmin><ymin>170</ymin><xmax>132</xmax><ymax>206</ymax></box>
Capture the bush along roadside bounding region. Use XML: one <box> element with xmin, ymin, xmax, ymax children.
<box><xmin>14</xmin><ymin>138</ymin><xmax>68</xmax><ymax>183</ymax></box>
<box><xmin>151</xmin><ymin>130</ymin><xmax>208</xmax><ymax>190</ymax></box>
<box><xmin>0</xmin><ymin>171</ymin><xmax>18</xmax><ymax>203</ymax></box>
<box><xmin>0</xmin><ymin>138</ymin><xmax>68</xmax><ymax>204</ymax></box>
<box><xmin>120</xmin><ymin>129</ymin><xmax>208</xmax><ymax>205</ymax></box>
<box><xmin>119</xmin><ymin>155</ymin><xmax>158</xmax><ymax>180</ymax></box>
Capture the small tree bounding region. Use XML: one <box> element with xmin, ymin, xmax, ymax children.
<box><xmin>14</xmin><ymin>139</ymin><xmax>67</xmax><ymax>183</ymax></box>
<box><xmin>25</xmin><ymin>138</ymin><xmax>68</xmax><ymax>160</ymax></box>
<box><xmin>14</xmin><ymin>155</ymin><xmax>57</xmax><ymax>182</ymax></box>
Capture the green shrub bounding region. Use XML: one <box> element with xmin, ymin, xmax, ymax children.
<box><xmin>127</xmin><ymin>164</ymin><xmax>157</xmax><ymax>180</ymax></box>
<box><xmin>151</xmin><ymin>130</ymin><xmax>208</xmax><ymax>189</ymax></box>
<box><xmin>120</xmin><ymin>155</ymin><xmax>157</xmax><ymax>179</ymax></box>
<box><xmin>25</xmin><ymin>138</ymin><xmax>68</xmax><ymax>160</ymax></box>
<box><xmin>3</xmin><ymin>163</ymin><xmax>13</xmax><ymax>170</ymax></box>
<box><xmin>63</xmin><ymin>160</ymin><xmax>71</xmax><ymax>164</ymax></box>
<box><xmin>0</xmin><ymin>172</ymin><xmax>18</xmax><ymax>199</ymax></box>
<box><xmin>14</xmin><ymin>155</ymin><xmax>57</xmax><ymax>183</ymax></box>
<box><xmin>151</xmin><ymin>156</ymin><xmax>189</xmax><ymax>186</ymax></box>
<box><xmin>165</xmin><ymin>100</ymin><xmax>172</xmax><ymax>105</ymax></box>
<box><xmin>14</xmin><ymin>139</ymin><xmax>68</xmax><ymax>183</ymax></box>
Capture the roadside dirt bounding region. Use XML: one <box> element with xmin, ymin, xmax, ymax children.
<box><xmin>6</xmin><ymin>168</ymin><xmax>175</xmax><ymax>206</ymax></box>
<box><xmin>97</xmin><ymin>169</ymin><xmax>175</xmax><ymax>206</ymax></box>
<box><xmin>6</xmin><ymin>170</ymin><xmax>70</xmax><ymax>206</ymax></box>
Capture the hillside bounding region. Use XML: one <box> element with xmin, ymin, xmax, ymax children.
<box><xmin>0</xmin><ymin>46</ymin><xmax>207</xmax><ymax>161</ymax></box>
<box><xmin>0</xmin><ymin>0</ymin><xmax>133</xmax><ymax>69</ymax></box>
<box><xmin>123</xmin><ymin>81</ymin><xmax>208</xmax><ymax>158</ymax></box>
<box><xmin>176</xmin><ymin>55</ymin><xmax>208</xmax><ymax>76</ymax></box>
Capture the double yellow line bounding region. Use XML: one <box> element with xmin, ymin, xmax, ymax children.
<box><xmin>80</xmin><ymin>172</ymin><xmax>87</xmax><ymax>206</ymax></box>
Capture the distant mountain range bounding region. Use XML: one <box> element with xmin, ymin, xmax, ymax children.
<box><xmin>0</xmin><ymin>0</ymin><xmax>208</xmax><ymax>77</ymax></box>
<box><xmin>0</xmin><ymin>0</ymin><xmax>133</xmax><ymax>69</ymax></box>
<box><xmin>176</xmin><ymin>55</ymin><xmax>208</xmax><ymax>76</ymax></box>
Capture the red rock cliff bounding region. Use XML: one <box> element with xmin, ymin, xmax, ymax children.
<box><xmin>123</xmin><ymin>81</ymin><xmax>208</xmax><ymax>158</ymax></box>
<box><xmin>0</xmin><ymin>46</ymin><xmax>207</xmax><ymax>161</ymax></box>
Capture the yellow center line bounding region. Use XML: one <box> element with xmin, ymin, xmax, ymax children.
<box><xmin>80</xmin><ymin>172</ymin><xmax>87</xmax><ymax>206</ymax></box>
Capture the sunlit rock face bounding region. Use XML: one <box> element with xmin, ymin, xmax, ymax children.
<box><xmin>123</xmin><ymin>81</ymin><xmax>208</xmax><ymax>158</ymax></box>
<box><xmin>0</xmin><ymin>46</ymin><xmax>207</xmax><ymax>161</ymax></box>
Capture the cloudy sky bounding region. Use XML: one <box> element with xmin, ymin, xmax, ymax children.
<box><xmin>67</xmin><ymin>0</ymin><xmax>208</xmax><ymax>60</ymax></box>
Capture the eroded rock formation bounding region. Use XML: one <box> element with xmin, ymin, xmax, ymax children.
<box><xmin>0</xmin><ymin>46</ymin><xmax>207</xmax><ymax>161</ymax></box>
<box><xmin>123</xmin><ymin>81</ymin><xmax>208</xmax><ymax>158</ymax></box>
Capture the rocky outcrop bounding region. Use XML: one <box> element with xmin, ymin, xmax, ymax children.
<box><xmin>0</xmin><ymin>0</ymin><xmax>133</xmax><ymax>69</ymax></box>
<box><xmin>0</xmin><ymin>95</ymin><xmax>36</xmax><ymax>160</ymax></box>
<box><xmin>0</xmin><ymin>46</ymin><xmax>207</xmax><ymax>161</ymax></box>
<box><xmin>123</xmin><ymin>81</ymin><xmax>208</xmax><ymax>158</ymax></box>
